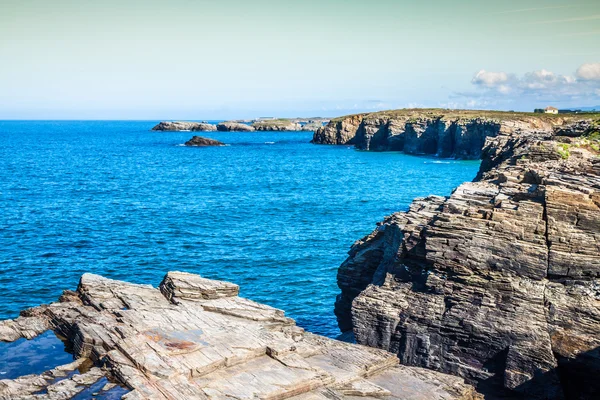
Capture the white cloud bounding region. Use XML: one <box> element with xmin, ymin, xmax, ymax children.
<box><xmin>462</xmin><ymin>63</ymin><xmax>600</xmax><ymax>108</ymax></box>
<box><xmin>576</xmin><ymin>63</ymin><xmax>600</xmax><ymax>81</ymax></box>
<box><xmin>472</xmin><ymin>70</ymin><xmax>509</xmax><ymax>87</ymax></box>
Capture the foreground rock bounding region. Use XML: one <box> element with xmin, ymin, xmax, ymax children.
<box><xmin>252</xmin><ymin>119</ymin><xmax>302</xmax><ymax>131</ymax></box>
<box><xmin>335</xmin><ymin>120</ymin><xmax>600</xmax><ymax>398</ymax></box>
<box><xmin>0</xmin><ymin>272</ymin><xmax>479</xmax><ymax>400</ymax></box>
<box><xmin>312</xmin><ymin>109</ymin><xmax>600</xmax><ymax>159</ymax></box>
<box><xmin>216</xmin><ymin>121</ymin><xmax>255</xmax><ymax>132</ymax></box>
<box><xmin>184</xmin><ymin>136</ymin><xmax>225</xmax><ymax>147</ymax></box>
<box><xmin>152</xmin><ymin>121</ymin><xmax>217</xmax><ymax>131</ymax></box>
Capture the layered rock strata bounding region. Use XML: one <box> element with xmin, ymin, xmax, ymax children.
<box><xmin>152</xmin><ymin>121</ymin><xmax>217</xmax><ymax>131</ymax></box>
<box><xmin>0</xmin><ymin>272</ymin><xmax>479</xmax><ymax>400</ymax></box>
<box><xmin>312</xmin><ymin>109</ymin><xmax>599</xmax><ymax>159</ymax></box>
<box><xmin>335</xmin><ymin>121</ymin><xmax>600</xmax><ymax>398</ymax></box>
<box><xmin>184</xmin><ymin>136</ymin><xmax>225</xmax><ymax>147</ymax></box>
<box><xmin>216</xmin><ymin>122</ymin><xmax>256</xmax><ymax>132</ymax></box>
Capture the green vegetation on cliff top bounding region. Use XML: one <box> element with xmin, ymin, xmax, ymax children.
<box><xmin>252</xmin><ymin>119</ymin><xmax>293</xmax><ymax>127</ymax></box>
<box><xmin>330</xmin><ymin>108</ymin><xmax>600</xmax><ymax>124</ymax></box>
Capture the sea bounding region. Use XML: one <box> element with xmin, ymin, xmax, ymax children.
<box><xmin>0</xmin><ymin>121</ymin><xmax>480</xmax><ymax>338</ymax></box>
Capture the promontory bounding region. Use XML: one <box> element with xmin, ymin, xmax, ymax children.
<box><xmin>333</xmin><ymin>109</ymin><xmax>600</xmax><ymax>398</ymax></box>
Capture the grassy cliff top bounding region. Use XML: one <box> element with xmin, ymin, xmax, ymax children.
<box><xmin>251</xmin><ymin>119</ymin><xmax>294</xmax><ymax>127</ymax></box>
<box><xmin>330</xmin><ymin>108</ymin><xmax>600</xmax><ymax>124</ymax></box>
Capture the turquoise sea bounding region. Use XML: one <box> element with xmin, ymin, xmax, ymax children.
<box><xmin>0</xmin><ymin>121</ymin><xmax>480</xmax><ymax>337</ymax></box>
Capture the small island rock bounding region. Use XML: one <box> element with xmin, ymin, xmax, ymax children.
<box><xmin>184</xmin><ymin>136</ymin><xmax>225</xmax><ymax>146</ymax></box>
<box><xmin>216</xmin><ymin>122</ymin><xmax>255</xmax><ymax>132</ymax></box>
<box><xmin>152</xmin><ymin>121</ymin><xmax>217</xmax><ymax>131</ymax></box>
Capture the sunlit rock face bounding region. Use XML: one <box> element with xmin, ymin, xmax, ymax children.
<box><xmin>0</xmin><ymin>272</ymin><xmax>480</xmax><ymax>400</ymax></box>
<box><xmin>334</xmin><ymin>119</ymin><xmax>600</xmax><ymax>399</ymax></box>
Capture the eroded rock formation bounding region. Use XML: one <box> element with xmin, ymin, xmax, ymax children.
<box><xmin>335</xmin><ymin>120</ymin><xmax>600</xmax><ymax>398</ymax></box>
<box><xmin>216</xmin><ymin>122</ymin><xmax>256</xmax><ymax>132</ymax></box>
<box><xmin>0</xmin><ymin>272</ymin><xmax>479</xmax><ymax>400</ymax></box>
<box><xmin>252</xmin><ymin>119</ymin><xmax>302</xmax><ymax>131</ymax></box>
<box><xmin>152</xmin><ymin>121</ymin><xmax>217</xmax><ymax>131</ymax></box>
<box><xmin>184</xmin><ymin>136</ymin><xmax>225</xmax><ymax>147</ymax></box>
<box><xmin>312</xmin><ymin>109</ymin><xmax>596</xmax><ymax>159</ymax></box>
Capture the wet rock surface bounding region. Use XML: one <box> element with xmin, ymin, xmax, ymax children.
<box><xmin>183</xmin><ymin>136</ymin><xmax>225</xmax><ymax>147</ymax></box>
<box><xmin>1</xmin><ymin>272</ymin><xmax>479</xmax><ymax>399</ymax></box>
<box><xmin>335</xmin><ymin>121</ymin><xmax>600</xmax><ymax>398</ymax></box>
<box><xmin>151</xmin><ymin>122</ymin><xmax>217</xmax><ymax>131</ymax></box>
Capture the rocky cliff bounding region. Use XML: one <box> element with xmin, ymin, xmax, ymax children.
<box><xmin>216</xmin><ymin>121</ymin><xmax>256</xmax><ymax>132</ymax></box>
<box><xmin>335</xmin><ymin>118</ymin><xmax>600</xmax><ymax>398</ymax></box>
<box><xmin>152</xmin><ymin>121</ymin><xmax>217</xmax><ymax>131</ymax></box>
<box><xmin>312</xmin><ymin>109</ymin><xmax>596</xmax><ymax>159</ymax></box>
<box><xmin>0</xmin><ymin>272</ymin><xmax>479</xmax><ymax>400</ymax></box>
<box><xmin>252</xmin><ymin>119</ymin><xmax>302</xmax><ymax>131</ymax></box>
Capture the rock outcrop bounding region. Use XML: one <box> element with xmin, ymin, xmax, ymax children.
<box><xmin>335</xmin><ymin>119</ymin><xmax>600</xmax><ymax>398</ymax></box>
<box><xmin>0</xmin><ymin>272</ymin><xmax>480</xmax><ymax>400</ymax></box>
<box><xmin>216</xmin><ymin>122</ymin><xmax>255</xmax><ymax>132</ymax></box>
<box><xmin>300</xmin><ymin>121</ymin><xmax>324</xmax><ymax>132</ymax></box>
<box><xmin>252</xmin><ymin>119</ymin><xmax>302</xmax><ymax>131</ymax></box>
<box><xmin>312</xmin><ymin>109</ymin><xmax>597</xmax><ymax>159</ymax></box>
<box><xmin>184</xmin><ymin>136</ymin><xmax>225</xmax><ymax>147</ymax></box>
<box><xmin>152</xmin><ymin>121</ymin><xmax>217</xmax><ymax>131</ymax></box>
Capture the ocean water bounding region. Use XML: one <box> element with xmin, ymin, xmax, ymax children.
<box><xmin>0</xmin><ymin>121</ymin><xmax>480</xmax><ymax>337</ymax></box>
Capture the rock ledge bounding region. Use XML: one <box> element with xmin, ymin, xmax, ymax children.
<box><xmin>0</xmin><ymin>272</ymin><xmax>479</xmax><ymax>400</ymax></box>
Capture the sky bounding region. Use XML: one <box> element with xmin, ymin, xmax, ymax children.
<box><xmin>1</xmin><ymin>0</ymin><xmax>600</xmax><ymax>119</ymax></box>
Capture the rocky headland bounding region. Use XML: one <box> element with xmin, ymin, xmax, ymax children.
<box><xmin>311</xmin><ymin>109</ymin><xmax>599</xmax><ymax>159</ymax></box>
<box><xmin>216</xmin><ymin>121</ymin><xmax>256</xmax><ymax>132</ymax></box>
<box><xmin>334</xmin><ymin>114</ymin><xmax>600</xmax><ymax>398</ymax></box>
<box><xmin>152</xmin><ymin>121</ymin><xmax>217</xmax><ymax>131</ymax></box>
<box><xmin>184</xmin><ymin>136</ymin><xmax>225</xmax><ymax>147</ymax></box>
<box><xmin>251</xmin><ymin>119</ymin><xmax>302</xmax><ymax>131</ymax></box>
<box><xmin>0</xmin><ymin>272</ymin><xmax>479</xmax><ymax>400</ymax></box>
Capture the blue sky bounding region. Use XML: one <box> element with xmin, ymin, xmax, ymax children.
<box><xmin>1</xmin><ymin>0</ymin><xmax>599</xmax><ymax>119</ymax></box>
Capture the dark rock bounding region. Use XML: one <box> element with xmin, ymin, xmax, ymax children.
<box><xmin>312</xmin><ymin>109</ymin><xmax>598</xmax><ymax>159</ymax></box>
<box><xmin>184</xmin><ymin>136</ymin><xmax>224</xmax><ymax>147</ymax></box>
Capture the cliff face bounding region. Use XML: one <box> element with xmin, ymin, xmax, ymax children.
<box><xmin>312</xmin><ymin>109</ymin><xmax>592</xmax><ymax>159</ymax></box>
<box><xmin>335</xmin><ymin>120</ymin><xmax>600</xmax><ymax>398</ymax></box>
<box><xmin>0</xmin><ymin>273</ymin><xmax>480</xmax><ymax>400</ymax></box>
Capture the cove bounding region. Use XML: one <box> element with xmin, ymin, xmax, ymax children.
<box><xmin>0</xmin><ymin>121</ymin><xmax>480</xmax><ymax>337</ymax></box>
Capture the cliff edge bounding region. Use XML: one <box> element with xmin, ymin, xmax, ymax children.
<box><xmin>335</xmin><ymin>118</ymin><xmax>600</xmax><ymax>398</ymax></box>
<box><xmin>312</xmin><ymin>109</ymin><xmax>600</xmax><ymax>159</ymax></box>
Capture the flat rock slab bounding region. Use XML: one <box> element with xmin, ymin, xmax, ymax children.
<box><xmin>0</xmin><ymin>272</ymin><xmax>479</xmax><ymax>399</ymax></box>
